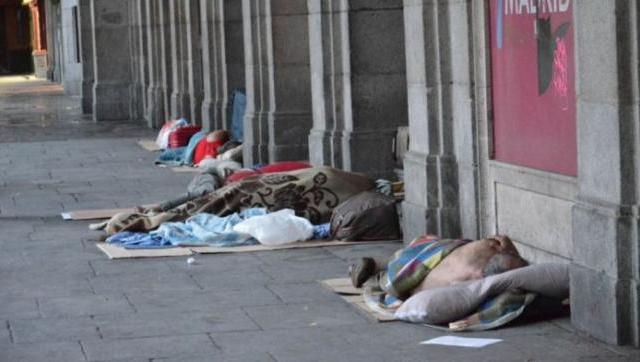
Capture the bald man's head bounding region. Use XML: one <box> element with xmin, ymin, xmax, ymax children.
<box><xmin>482</xmin><ymin>252</ymin><xmax>528</xmax><ymax>277</ymax></box>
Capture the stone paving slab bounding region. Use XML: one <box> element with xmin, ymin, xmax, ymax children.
<box><xmin>0</xmin><ymin>297</ymin><xmax>40</xmax><ymax>320</ymax></box>
<box><xmin>8</xmin><ymin>316</ymin><xmax>101</xmax><ymax>344</ymax></box>
<box><xmin>242</xmin><ymin>301</ymin><xmax>370</xmax><ymax>330</ymax></box>
<box><xmin>266</xmin><ymin>281</ymin><xmax>345</xmax><ymax>303</ymax></box>
<box><xmin>94</xmin><ymin>308</ymin><xmax>260</xmax><ymax>339</ymax></box>
<box><xmin>258</xmin><ymin>258</ymin><xmax>350</xmax><ymax>283</ymax></box>
<box><xmin>80</xmin><ymin>334</ymin><xmax>220</xmax><ymax>361</ymax></box>
<box><xmin>189</xmin><ymin>265</ymin><xmax>275</xmax><ymax>289</ymax></box>
<box><xmin>88</xmin><ymin>258</ymin><xmax>175</xmax><ymax>276</ymax></box>
<box><xmin>124</xmin><ymin>287</ymin><xmax>281</xmax><ymax>313</ymax></box>
<box><xmin>38</xmin><ymin>294</ymin><xmax>136</xmax><ymax>318</ymax></box>
<box><xmin>89</xmin><ymin>271</ymin><xmax>204</xmax><ymax>295</ymax></box>
<box><xmin>0</xmin><ymin>340</ymin><xmax>87</xmax><ymax>362</ymax></box>
<box><xmin>152</xmin><ymin>351</ymin><xmax>277</xmax><ymax>362</ymax></box>
<box><xmin>0</xmin><ymin>272</ymin><xmax>93</xmax><ymax>299</ymax></box>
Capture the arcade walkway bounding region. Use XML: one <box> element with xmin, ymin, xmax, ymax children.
<box><xmin>0</xmin><ymin>78</ymin><xmax>637</xmax><ymax>361</ymax></box>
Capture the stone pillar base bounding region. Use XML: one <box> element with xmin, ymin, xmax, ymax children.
<box><xmin>242</xmin><ymin>110</ymin><xmax>269</xmax><ymax>166</ymax></box>
<box><xmin>309</xmin><ymin>129</ymin><xmax>333</xmax><ymax>166</ymax></box>
<box><xmin>82</xmin><ymin>80</ymin><xmax>94</xmax><ymax>114</ymax></box>
<box><xmin>214</xmin><ymin>99</ymin><xmax>228</xmax><ymax>130</ymax></box>
<box><xmin>268</xmin><ymin>111</ymin><xmax>312</xmax><ymax>162</ymax></box>
<box><xmin>93</xmin><ymin>83</ymin><xmax>132</xmax><ymax>121</ymax></box>
<box><xmin>570</xmin><ymin>264</ymin><xmax>636</xmax><ymax>345</ymax></box>
<box><xmin>146</xmin><ymin>87</ymin><xmax>165</xmax><ymax>129</ymax></box>
<box><xmin>402</xmin><ymin>150</ymin><xmax>461</xmax><ymax>241</ymax></box>
<box><xmin>32</xmin><ymin>51</ymin><xmax>48</xmax><ymax>79</ymax></box>
<box><xmin>170</xmin><ymin>92</ymin><xmax>190</xmax><ymax>120</ymax></box>
<box><xmin>571</xmin><ymin>202</ymin><xmax>639</xmax><ymax>346</ymax></box>
<box><xmin>201</xmin><ymin>99</ymin><xmax>215</xmax><ymax>131</ymax></box>
<box><xmin>341</xmin><ymin>129</ymin><xmax>398</xmax><ymax>179</ymax></box>
<box><xmin>402</xmin><ymin>200</ymin><xmax>436</xmax><ymax>244</ymax></box>
<box><xmin>243</xmin><ymin>143</ymin><xmax>269</xmax><ymax>167</ymax></box>
<box><xmin>128</xmin><ymin>83</ymin><xmax>144</xmax><ymax>121</ymax></box>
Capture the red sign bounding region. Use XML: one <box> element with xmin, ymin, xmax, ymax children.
<box><xmin>490</xmin><ymin>0</ymin><xmax>576</xmax><ymax>176</ymax></box>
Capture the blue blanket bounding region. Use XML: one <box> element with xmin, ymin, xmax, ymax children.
<box><xmin>107</xmin><ymin>208</ymin><xmax>267</xmax><ymax>248</ymax></box>
<box><xmin>155</xmin><ymin>130</ymin><xmax>207</xmax><ymax>166</ymax></box>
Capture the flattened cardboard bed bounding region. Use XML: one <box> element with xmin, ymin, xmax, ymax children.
<box><xmin>61</xmin><ymin>205</ymin><xmax>157</xmax><ymax>221</ymax></box>
<box><xmin>155</xmin><ymin>164</ymin><xmax>199</xmax><ymax>173</ymax></box>
<box><xmin>320</xmin><ymin>278</ymin><xmax>397</xmax><ymax>322</ymax></box>
<box><xmin>137</xmin><ymin>139</ymin><xmax>161</xmax><ymax>152</ymax></box>
<box><xmin>97</xmin><ymin>240</ymin><xmax>397</xmax><ymax>259</ymax></box>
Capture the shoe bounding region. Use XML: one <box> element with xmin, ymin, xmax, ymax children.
<box><xmin>349</xmin><ymin>257</ymin><xmax>377</xmax><ymax>288</ymax></box>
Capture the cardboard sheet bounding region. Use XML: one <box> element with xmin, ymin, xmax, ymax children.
<box><xmin>97</xmin><ymin>243</ymin><xmax>194</xmax><ymax>258</ymax></box>
<box><xmin>319</xmin><ymin>277</ymin><xmax>397</xmax><ymax>322</ymax></box>
<box><xmin>137</xmin><ymin>139</ymin><xmax>161</xmax><ymax>152</ymax></box>
<box><xmin>97</xmin><ymin>240</ymin><xmax>394</xmax><ymax>259</ymax></box>
<box><xmin>62</xmin><ymin>204</ymin><xmax>158</xmax><ymax>221</ymax></box>
<box><xmin>171</xmin><ymin>166</ymin><xmax>199</xmax><ymax>173</ymax></box>
<box><xmin>62</xmin><ymin>208</ymin><xmax>136</xmax><ymax>221</ymax></box>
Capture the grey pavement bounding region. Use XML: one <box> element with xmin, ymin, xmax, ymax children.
<box><xmin>0</xmin><ymin>77</ymin><xmax>638</xmax><ymax>361</ymax></box>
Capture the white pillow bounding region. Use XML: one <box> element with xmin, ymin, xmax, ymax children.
<box><xmin>394</xmin><ymin>263</ymin><xmax>569</xmax><ymax>324</ymax></box>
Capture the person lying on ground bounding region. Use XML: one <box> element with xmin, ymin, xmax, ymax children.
<box><xmin>98</xmin><ymin>166</ymin><xmax>375</xmax><ymax>235</ymax></box>
<box><xmin>350</xmin><ymin>234</ymin><xmax>528</xmax><ymax>302</ymax></box>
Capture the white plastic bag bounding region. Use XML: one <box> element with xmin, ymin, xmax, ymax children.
<box><xmin>232</xmin><ymin>209</ymin><xmax>314</xmax><ymax>245</ymax></box>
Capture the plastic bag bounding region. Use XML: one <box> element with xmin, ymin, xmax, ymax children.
<box><xmin>232</xmin><ymin>209</ymin><xmax>314</xmax><ymax>245</ymax></box>
<box><xmin>156</xmin><ymin>118</ymin><xmax>188</xmax><ymax>149</ymax></box>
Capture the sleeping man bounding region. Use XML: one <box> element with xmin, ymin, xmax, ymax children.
<box><xmin>350</xmin><ymin>234</ymin><xmax>572</xmax><ymax>331</ymax></box>
<box><xmin>350</xmin><ymin>234</ymin><xmax>528</xmax><ymax>301</ymax></box>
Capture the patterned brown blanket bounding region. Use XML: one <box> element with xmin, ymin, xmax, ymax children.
<box><xmin>105</xmin><ymin>166</ymin><xmax>375</xmax><ymax>235</ymax></box>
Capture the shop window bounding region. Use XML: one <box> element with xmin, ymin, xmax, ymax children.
<box><xmin>489</xmin><ymin>0</ymin><xmax>576</xmax><ymax>176</ymax></box>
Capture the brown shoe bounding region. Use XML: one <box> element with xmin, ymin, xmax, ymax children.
<box><xmin>349</xmin><ymin>257</ymin><xmax>377</xmax><ymax>288</ymax></box>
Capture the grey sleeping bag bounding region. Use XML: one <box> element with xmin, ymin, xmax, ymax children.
<box><xmin>395</xmin><ymin>263</ymin><xmax>569</xmax><ymax>324</ymax></box>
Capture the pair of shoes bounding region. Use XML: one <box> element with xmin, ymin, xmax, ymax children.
<box><xmin>349</xmin><ymin>257</ymin><xmax>377</xmax><ymax>288</ymax></box>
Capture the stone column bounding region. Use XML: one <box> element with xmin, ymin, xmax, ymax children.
<box><xmin>199</xmin><ymin>0</ymin><xmax>221</xmax><ymax>131</ymax></box>
<box><xmin>200</xmin><ymin>0</ymin><xmax>245</xmax><ymax>131</ymax></box>
<box><xmin>570</xmin><ymin>1</ymin><xmax>640</xmax><ymax>346</ymax></box>
<box><xmin>185</xmin><ymin>0</ymin><xmax>203</xmax><ymax>125</ymax></box>
<box><xmin>400</xmin><ymin>0</ymin><xmax>463</xmax><ymax>241</ymax></box>
<box><xmin>169</xmin><ymin>0</ymin><xmax>191</xmax><ymax>120</ymax></box>
<box><xmin>78</xmin><ymin>0</ymin><xmax>94</xmax><ymax>114</ymax></box>
<box><xmin>125</xmin><ymin>0</ymin><xmax>142</xmax><ymax>121</ymax></box>
<box><xmin>156</xmin><ymin>0</ymin><xmax>173</xmax><ymax>122</ymax></box>
<box><xmin>307</xmin><ymin>0</ymin><xmax>335</xmax><ymax>167</ymax></box>
<box><xmin>242</xmin><ymin>0</ymin><xmax>312</xmax><ymax>166</ymax></box>
<box><xmin>308</xmin><ymin>0</ymin><xmax>407</xmax><ymax>180</ymax></box>
<box><xmin>90</xmin><ymin>0</ymin><xmax>133</xmax><ymax>121</ymax></box>
<box><xmin>223</xmin><ymin>0</ymin><xmax>246</xmax><ymax>126</ymax></box>
<box><xmin>145</xmin><ymin>0</ymin><xmax>165</xmax><ymax>128</ymax></box>
<box><xmin>44</xmin><ymin>0</ymin><xmax>58</xmax><ymax>80</ymax></box>
<box><xmin>61</xmin><ymin>0</ymin><xmax>82</xmax><ymax>96</ymax></box>
<box><xmin>134</xmin><ymin>0</ymin><xmax>148</xmax><ymax>120</ymax></box>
